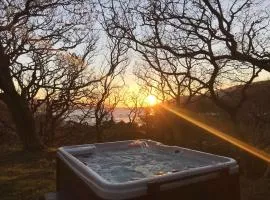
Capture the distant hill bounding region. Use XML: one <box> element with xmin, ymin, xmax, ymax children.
<box><xmin>184</xmin><ymin>80</ymin><xmax>270</xmax><ymax>116</ymax></box>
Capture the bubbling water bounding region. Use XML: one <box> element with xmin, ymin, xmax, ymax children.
<box><xmin>76</xmin><ymin>143</ymin><xmax>218</xmax><ymax>183</ymax></box>
<box><xmin>128</xmin><ymin>140</ymin><xmax>149</xmax><ymax>153</ymax></box>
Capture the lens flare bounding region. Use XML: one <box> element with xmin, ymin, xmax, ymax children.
<box><xmin>145</xmin><ymin>95</ymin><xmax>157</xmax><ymax>106</ymax></box>
<box><xmin>161</xmin><ymin>104</ymin><xmax>270</xmax><ymax>163</ymax></box>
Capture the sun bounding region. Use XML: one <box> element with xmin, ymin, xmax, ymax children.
<box><xmin>145</xmin><ymin>95</ymin><xmax>157</xmax><ymax>106</ymax></box>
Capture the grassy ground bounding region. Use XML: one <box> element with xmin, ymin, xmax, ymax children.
<box><xmin>1</xmin><ymin>143</ymin><xmax>269</xmax><ymax>200</ymax></box>
<box><xmin>0</xmin><ymin>145</ymin><xmax>56</xmax><ymax>200</ymax></box>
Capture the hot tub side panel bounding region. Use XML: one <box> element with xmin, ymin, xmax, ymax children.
<box><xmin>56</xmin><ymin>157</ymin><xmax>240</xmax><ymax>200</ymax></box>
<box><xmin>57</xmin><ymin>157</ymin><xmax>102</xmax><ymax>200</ymax></box>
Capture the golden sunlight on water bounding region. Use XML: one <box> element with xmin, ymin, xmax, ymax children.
<box><xmin>162</xmin><ymin>105</ymin><xmax>270</xmax><ymax>163</ymax></box>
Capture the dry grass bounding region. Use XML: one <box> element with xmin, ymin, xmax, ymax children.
<box><xmin>0</xmin><ymin>145</ymin><xmax>56</xmax><ymax>200</ymax></box>
<box><xmin>240</xmin><ymin>176</ymin><xmax>270</xmax><ymax>200</ymax></box>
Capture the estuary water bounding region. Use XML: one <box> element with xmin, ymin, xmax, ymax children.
<box><xmin>67</xmin><ymin>108</ymin><xmax>136</xmax><ymax>125</ymax></box>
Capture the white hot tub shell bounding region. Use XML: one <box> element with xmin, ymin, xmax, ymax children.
<box><xmin>56</xmin><ymin>140</ymin><xmax>240</xmax><ymax>200</ymax></box>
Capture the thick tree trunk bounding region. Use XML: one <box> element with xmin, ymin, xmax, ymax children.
<box><xmin>0</xmin><ymin>52</ymin><xmax>43</xmax><ymax>151</ymax></box>
<box><xmin>3</xmin><ymin>92</ymin><xmax>44</xmax><ymax>151</ymax></box>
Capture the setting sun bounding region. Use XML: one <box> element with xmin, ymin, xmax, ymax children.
<box><xmin>145</xmin><ymin>95</ymin><xmax>157</xmax><ymax>106</ymax></box>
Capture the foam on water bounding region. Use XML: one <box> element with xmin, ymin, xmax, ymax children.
<box><xmin>76</xmin><ymin>144</ymin><xmax>218</xmax><ymax>183</ymax></box>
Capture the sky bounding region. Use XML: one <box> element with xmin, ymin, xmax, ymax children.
<box><xmin>13</xmin><ymin>0</ymin><xmax>270</xmax><ymax>108</ymax></box>
<box><xmin>91</xmin><ymin>0</ymin><xmax>270</xmax><ymax>100</ymax></box>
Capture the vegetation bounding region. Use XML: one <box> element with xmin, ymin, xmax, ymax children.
<box><xmin>1</xmin><ymin>0</ymin><xmax>270</xmax><ymax>200</ymax></box>
<box><xmin>0</xmin><ymin>145</ymin><xmax>56</xmax><ymax>200</ymax></box>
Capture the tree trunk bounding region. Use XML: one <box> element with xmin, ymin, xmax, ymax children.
<box><xmin>46</xmin><ymin>118</ymin><xmax>57</xmax><ymax>145</ymax></box>
<box><xmin>95</xmin><ymin>121</ymin><xmax>103</xmax><ymax>143</ymax></box>
<box><xmin>3</xmin><ymin>92</ymin><xmax>44</xmax><ymax>151</ymax></box>
<box><xmin>175</xmin><ymin>95</ymin><xmax>181</xmax><ymax>107</ymax></box>
<box><xmin>0</xmin><ymin>52</ymin><xmax>43</xmax><ymax>151</ymax></box>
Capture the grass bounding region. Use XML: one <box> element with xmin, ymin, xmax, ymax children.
<box><xmin>0</xmin><ymin>145</ymin><xmax>56</xmax><ymax>200</ymax></box>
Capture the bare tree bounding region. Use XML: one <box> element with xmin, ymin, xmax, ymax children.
<box><xmin>88</xmin><ymin>38</ymin><xmax>128</xmax><ymax>142</ymax></box>
<box><xmin>93</xmin><ymin>72</ymin><xmax>125</xmax><ymax>142</ymax></box>
<box><xmin>0</xmin><ymin>101</ymin><xmax>14</xmax><ymax>138</ymax></box>
<box><xmin>135</xmin><ymin>54</ymin><xmax>204</xmax><ymax>107</ymax></box>
<box><xmin>33</xmin><ymin>50</ymin><xmax>98</xmax><ymax>144</ymax></box>
<box><xmin>99</xmin><ymin>0</ymin><xmax>270</xmax><ymax>72</ymax></box>
<box><xmin>0</xmin><ymin>0</ymin><xmax>97</xmax><ymax>150</ymax></box>
<box><xmin>124</xmin><ymin>90</ymin><xmax>144</xmax><ymax>126</ymax></box>
<box><xmin>99</xmin><ymin>0</ymin><xmax>265</xmax><ymax>124</ymax></box>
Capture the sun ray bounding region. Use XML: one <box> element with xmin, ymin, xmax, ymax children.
<box><xmin>162</xmin><ymin>104</ymin><xmax>270</xmax><ymax>163</ymax></box>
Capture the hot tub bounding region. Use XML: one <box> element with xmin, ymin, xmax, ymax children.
<box><xmin>56</xmin><ymin>140</ymin><xmax>240</xmax><ymax>200</ymax></box>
